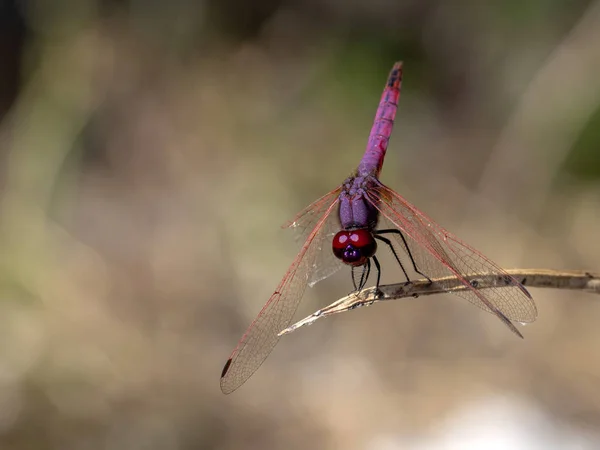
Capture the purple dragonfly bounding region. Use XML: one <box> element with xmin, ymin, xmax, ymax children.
<box><xmin>220</xmin><ymin>62</ymin><xmax>537</xmax><ymax>394</ymax></box>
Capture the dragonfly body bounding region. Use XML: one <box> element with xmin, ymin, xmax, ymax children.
<box><xmin>333</xmin><ymin>175</ymin><xmax>380</xmax><ymax>270</ymax></box>
<box><xmin>357</xmin><ymin>62</ymin><xmax>401</xmax><ymax>178</ymax></box>
<box><xmin>333</xmin><ymin>63</ymin><xmax>403</xmax><ymax>268</ymax></box>
<box><xmin>338</xmin><ymin>174</ymin><xmax>379</xmax><ymax>230</ymax></box>
<box><xmin>220</xmin><ymin>62</ymin><xmax>537</xmax><ymax>395</ymax></box>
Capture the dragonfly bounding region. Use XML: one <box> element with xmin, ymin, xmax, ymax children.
<box><xmin>220</xmin><ymin>62</ymin><xmax>537</xmax><ymax>394</ymax></box>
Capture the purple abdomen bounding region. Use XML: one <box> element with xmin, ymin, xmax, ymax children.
<box><xmin>338</xmin><ymin>62</ymin><xmax>402</xmax><ymax>231</ymax></box>
<box><xmin>357</xmin><ymin>63</ymin><xmax>402</xmax><ymax>177</ymax></box>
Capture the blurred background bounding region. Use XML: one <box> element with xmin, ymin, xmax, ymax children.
<box><xmin>0</xmin><ymin>0</ymin><xmax>600</xmax><ymax>449</ymax></box>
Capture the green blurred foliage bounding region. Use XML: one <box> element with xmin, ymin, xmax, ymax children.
<box><xmin>563</xmin><ymin>104</ymin><xmax>600</xmax><ymax>181</ymax></box>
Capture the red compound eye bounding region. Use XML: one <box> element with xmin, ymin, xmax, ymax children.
<box><xmin>332</xmin><ymin>229</ymin><xmax>377</xmax><ymax>266</ymax></box>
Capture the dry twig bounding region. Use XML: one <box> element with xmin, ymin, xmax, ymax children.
<box><xmin>278</xmin><ymin>269</ymin><xmax>600</xmax><ymax>336</ymax></box>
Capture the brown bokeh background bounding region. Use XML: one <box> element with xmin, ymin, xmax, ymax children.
<box><xmin>1</xmin><ymin>1</ymin><xmax>600</xmax><ymax>449</ymax></box>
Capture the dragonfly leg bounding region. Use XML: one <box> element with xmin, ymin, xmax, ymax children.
<box><xmin>372</xmin><ymin>255</ymin><xmax>384</xmax><ymax>298</ymax></box>
<box><xmin>351</xmin><ymin>266</ymin><xmax>359</xmax><ymax>291</ymax></box>
<box><xmin>375</xmin><ymin>229</ymin><xmax>433</xmax><ymax>284</ymax></box>
<box><xmin>351</xmin><ymin>262</ymin><xmax>371</xmax><ymax>293</ymax></box>
<box><xmin>374</xmin><ymin>233</ymin><xmax>410</xmax><ymax>283</ymax></box>
<box><xmin>358</xmin><ymin>259</ymin><xmax>371</xmax><ymax>291</ymax></box>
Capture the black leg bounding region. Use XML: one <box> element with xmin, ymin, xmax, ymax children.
<box><xmin>351</xmin><ymin>261</ymin><xmax>371</xmax><ymax>292</ymax></box>
<box><xmin>358</xmin><ymin>259</ymin><xmax>371</xmax><ymax>291</ymax></box>
<box><xmin>351</xmin><ymin>266</ymin><xmax>358</xmax><ymax>291</ymax></box>
<box><xmin>375</xmin><ymin>229</ymin><xmax>432</xmax><ymax>283</ymax></box>
<box><xmin>374</xmin><ymin>234</ymin><xmax>410</xmax><ymax>283</ymax></box>
<box><xmin>372</xmin><ymin>255</ymin><xmax>384</xmax><ymax>297</ymax></box>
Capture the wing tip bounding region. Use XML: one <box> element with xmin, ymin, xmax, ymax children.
<box><xmin>496</xmin><ymin>310</ymin><xmax>524</xmax><ymax>339</ymax></box>
<box><xmin>220</xmin><ymin>358</ymin><xmax>235</xmax><ymax>395</ymax></box>
<box><xmin>513</xmin><ymin>277</ymin><xmax>538</xmax><ymax>321</ymax></box>
<box><xmin>520</xmin><ymin>283</ymin><xmax>533</xmax><ymax>300</ymax></box>
<box><xmin>514</xmin><ymin>327</ymin><xmax>524</xmax><ymax>339</ymax></box>
<box><xmin>221</xmin><ymin>358</ymin><xmax>233</xmax><ymax>378</ymax></box>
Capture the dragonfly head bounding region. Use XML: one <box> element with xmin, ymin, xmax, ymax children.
<box><xmin>332</xmin><ymin>229</ymin><xmax>377</xmax><ymax>266</ymax></box>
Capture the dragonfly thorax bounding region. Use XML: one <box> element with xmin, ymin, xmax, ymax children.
<box><xmin>332</xmin><ymin>229</ymin><xmax>377</xmax><ymax>266</ymax></box>
<box><xmin>339</xmin><ymin>175</ymin><xmax>380</xmax><ymax>231</ymax></box>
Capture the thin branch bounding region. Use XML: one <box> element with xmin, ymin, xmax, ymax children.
<box><xmin>278</xmin><ymin>269</ymin><xmax>600</xmax><ymax>336</ymax></box>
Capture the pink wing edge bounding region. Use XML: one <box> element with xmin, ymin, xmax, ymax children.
<box><xmin>282</xmin><ymin>187</ymin><xmax>343</xmax><ymax>229</ymax></box>
<box><xmin>220</xmin><ymin>188</ymin><xmax>341</xmax><ymax>394</ymax></box>
<box><xmin>368</xmin><ymin>183</ymin><xmax>537</xmax><ymax>337</ymax></box>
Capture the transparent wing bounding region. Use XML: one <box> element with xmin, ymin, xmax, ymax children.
<box><xmin>367</xmin><ymin>183</ymin><xmax>537</xmax><ymax>334</ymax></box>
<box><xmin>220</xmin><ymin>196</ymin><xmax>340</xmax><ymax>394</ymax></box>
<box><xmin>283</xmin><ymin>187</ymin><xmax>344</xmax><ymax>286</ymax></box>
